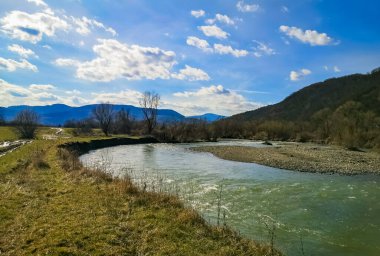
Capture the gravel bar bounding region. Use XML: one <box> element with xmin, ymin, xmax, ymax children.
<box><xmin>192</xmin><ymin>143</ymin><xmax>380</xmax><ymax>175</ymax></box>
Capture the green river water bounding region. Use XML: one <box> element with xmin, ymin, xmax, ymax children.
<box><xmin>80</xmin><ymin>140</ymin><xmax>380</xmax><ymax>256</ymax></box>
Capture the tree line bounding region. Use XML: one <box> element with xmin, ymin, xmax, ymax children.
<box><xmin>2</xmin><ymin>95</ymin><xmax>379</xmax><ymax>152</ymax></box>
<box><xmin>0</xmin><ymin>91</ymin><xmax>159</xmax><ymax>139</ymax></box>
<box><xmin>1</xmin><ymin>91</ymin><xmax>206</xmax><ymax>141</ymax></box>
<box><xmin>211</xmin><ymin>100</ymin><xmax>380</xmax><ymax>151</ymax></box>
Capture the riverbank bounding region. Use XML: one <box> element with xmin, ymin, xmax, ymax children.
<box><xmin>0</xmin><ymin>134</ymin><xmax>279</xmax><ymax>255</ymax></box>
<box><xmin>193</xmin><ymin>142</ymin><xmax>380</xmax><ymax>175</ymax></box>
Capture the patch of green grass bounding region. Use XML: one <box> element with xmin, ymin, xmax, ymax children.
<box><xmin>0</xmin><ymin>126</ymin><xmax>18</xmax><ymax>141</ymax></box>
<box><xmin>0</xmin><ymin>137</ymin><xmax>280</xmax><ymax>255</ymax></box>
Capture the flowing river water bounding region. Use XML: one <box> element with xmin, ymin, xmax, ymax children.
<box><xmin>80</xmin><ymin>140</ymin><xmax>380</xmax><ymax>256</ymax></box>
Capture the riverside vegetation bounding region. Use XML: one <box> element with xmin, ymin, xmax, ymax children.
<box><xmin>195</xmin><ymin>69</ymin><xmax>380</xmax><ymax>174</ymax></box>
<box><xmin>0</xmin><ymin>127</ymin><xmax>280</xmax><ymax>255</ymax></box>
<box><xmin>211</xmin><ymin>68</ymin><xmax>380</xmax><ymax>151</ymax></box>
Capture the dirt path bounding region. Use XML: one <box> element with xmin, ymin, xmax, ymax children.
<box><xmin>42</xmin><ymin>128</ymin><xmax>70</xmax><ymax>140</ymax></box>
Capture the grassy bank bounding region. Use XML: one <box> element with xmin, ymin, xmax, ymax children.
<box><xmin>193</xmin><ymin>143</ymin><xmax>380</xmax><ymax>175</ymax></box>
<box><xmin>0</xmin><ymin>132</ymin><xmax>279</xmax><ymax>255</ymax></box>
<box><xmin>0</xmin><ymin>126</ymin><xmax>18</xmax><ymax>141</ymax></box>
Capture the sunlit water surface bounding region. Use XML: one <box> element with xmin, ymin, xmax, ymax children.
<box><xmin>80</xmin><ymin>140</ymin><xmax>380</xmax><ymax>256</ymax></box>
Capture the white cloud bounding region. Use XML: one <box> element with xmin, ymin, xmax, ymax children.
<box><xmin>253</xmin><ymin>41</ymin><xmax>275</xmax><ymax>57</ymax></box>
<box><xmin>324</xmin><ymin>65</ymin><xmax>341</xmax><ymax>73</ymax></box>
<box><xmin>333</xmin><ymin>66</ymin><xmax>341</xmax><ymax>73</ymax></box>
<box><xmin>191</xmin><ymin>10</ymin><xmax>205</xmax><ymax>18</ymax></box>
<box><xmin>169</xmin><ymin>85</ymin><xmax>262</xmax><ymax>116</ymax></box>
<box><xmin>186</xmin><ymin>36</ymin><xmax>213</xmax><ymax>52</ymax></box>
<box><xmin>0</xmin><ymin>79</ymin><xmax>30</xmax><ymax>100</ymax></box>
<box><xmin>279</xmin><ymin>25</ymin><xmax>334</xmax><ymax>46</ymax></box>
<box><xmin>55</xmin><ymin>58</ymin><xmax>80</xmax><ymax>67</ymax></box>
<box><xmin>213</xmin><ymin>43</ymin><xmax>248</xmax><ymax>57</ymax></box>
<box><xmin>216</xmin><ymin>14</ymin><xmax>235</xmax><ymax>25</ymax></box>
<box><xmin>173</xmin><ymin>85</ymin><xmax>228</xmax><ymax>97</ymax></box>
<box><xmin>237</xmin><ymin>1</ymin><xmax>259</xmax><ymax>13</ymax></box>
<box><xmin>198</xmin><ymin>25</ymin><xmax>229</xmax><ymax>39</ymax></box>
<box><xmin>66</xmin><ymin>96</ymin><xmax>90</xmax><ymax>106</ymax></box>
<box><xmin>36</xmin><ymin>92</ymin><xmax>60</xmax><ymax>102</ymax></box>
<box><xmin>55</xmin><ymin>39</ymin><xmax>179</xmax><ymax>82</ymax></box>
<box><xmin>0</xmin><ymin>57</ymin><xmax>38</xmax><ymax>72</ymax></box>
<box><xmin>0</xmin><ymin>4</ymin><xmax>117</xmax><ymax>44</ymax></box>
<box><xmin>27</xmin><ymin>0</ymin><xmax>48</xmax><ymax>7</ymax></box>
<box><xmin>207</xmin><ymin>14</ymin><xmax>235</xmax><ymax>26</ymax></box>
<box><xmin>8</xmin><ymin>44</ymin><xmax>38</xmax><ymax>58</ymax></box>
<box><xmin>0</xmin><ymin>79</ymin><xmax>143</xmax><ymax>107</ymax></box>
<box><xmin>42</xmin><ymin>8</ymin><xmax>55</xmax><ymax>16</ymax></box>
<box><xmin>281</xmin><ymin>6</ymin><xmax>289</xmax><ymax>13</ymax></box>
<box><xmin>0</xmin><ymin>79</ymin><xmax>62</xmax><ymax>106</ymax></box>
<box><xmin>187</xmin><ymin>37</ymin><xmax>249</xmax><ymax>57</ymax></box>
<box><xmin>290</xmin><ymin>69</ymin><xmax>311</xmax><ymax>81</ymax></box>
<box><xmin>65</xmin><ymin>89</ymin><xmax>81</xmax><ymax>95</ymax></box>
<box><xmin>91</xmin><ymin>90</ymin><xmax>142</xmax><ymax>106</ymax></box>
<box><xmin>29</xmin><ymin>84</ymin><xmax>56</xmax><ymax>90</ymax></box>
<box><xmin>0</xmin><ymin>10</ymin><xmax>69</xmax><ymax>43</ymax></box>
<box><xmin>71</xmin><ymin>16</ymin><xmax>117</xmax><ymax>36</ymax></box>
<box><xmin>172</xmin><ymin>65</ymin><xmax>210</xmax><ymax>81</ymax></box>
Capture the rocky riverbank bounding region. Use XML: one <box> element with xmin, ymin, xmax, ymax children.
<box><xmin>193</xmin><ymin>142</ymin><xmax>380</xmax><ymax>175</ymax></box>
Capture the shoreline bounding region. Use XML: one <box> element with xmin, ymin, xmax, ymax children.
<box><xmin>60</xmin><ymin>136</ymin><xmax>159</xmax><ymax>154</ymax></box>
<box><xmin>0</xmin><ymin>136</ymin><xmax>277</xmax><ymax>255</ymax></box>
<box><xmin>192</xmin><ymin>142</ymin><xmax>380</xmax><ymax>175</ymax></box>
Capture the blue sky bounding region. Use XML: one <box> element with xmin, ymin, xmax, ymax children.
<box><xmin>1</xmin><ymin>0</ymin><xmax>379</xmax><ymax>116</ymax></box>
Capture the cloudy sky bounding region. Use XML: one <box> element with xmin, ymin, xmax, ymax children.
<box><xmin>0</xmin><ymin>0</ymin><xmax>379</xmax><ymax>116</ymax></box>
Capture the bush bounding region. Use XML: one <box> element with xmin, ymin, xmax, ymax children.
<box><xmin>12</xmin><ymin>109</ymin><xmax>39</xmax><ymax>139</ymax></box>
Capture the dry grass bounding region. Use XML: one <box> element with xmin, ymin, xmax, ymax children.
<box><xmin>0</xmin><ymin>137</ymin><xmax>280</xmax><ymax>255</ymax></box>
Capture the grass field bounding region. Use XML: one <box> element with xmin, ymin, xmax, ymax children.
<box><xmin>0</xmin><ymin>126</ymin><xmax>18</xmax><ymax>141</ymax></box>
<box><xmin>0</xmin><ymin>129</ymin><xmax>279</xmax><ymax>255</ymax></box>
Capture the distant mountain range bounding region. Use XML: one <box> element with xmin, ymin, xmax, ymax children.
<box><xmin>0</xmin><ymin>104</ymin><xmax>225</xmax><ymax>126</ymax></box>
<box><xmin>187</xmin><ymin>113</ymin><xmax>225</xmax><ymax>122</ymax></box>
<box><xmin>228</xmin><ymin>67</ymin><xmax>380</xmax><ymax>122</ymax></box>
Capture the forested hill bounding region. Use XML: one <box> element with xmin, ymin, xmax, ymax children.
<box><xmin>213</xmin><ymin>68</ymin><xmax>380</xmax><ymax>149</ymax></box>
<box><xmin>230</xmin><ymin>68</ymin><xmax>380</xmax><ymax>122</ymax></box>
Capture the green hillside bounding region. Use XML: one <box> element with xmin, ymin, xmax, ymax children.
<box><xmin>214</xmin><ymin>68</ymin><xmax>380</xmax><ymax>149</ymax></box>
<box><xmin>231</xmin><ymin>68</ymin><xmax>380</xmax><ymax>122</ymax></box>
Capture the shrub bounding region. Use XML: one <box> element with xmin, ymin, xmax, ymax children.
<box><xmin>12</xmin><ymin>109</ymin><xmax>39</xmax><ymax>139</ymax></box>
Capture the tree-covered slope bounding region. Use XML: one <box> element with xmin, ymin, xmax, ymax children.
<box><xmin>230</xmin><ymin>68</ymin><xmax>380</xmax><ymax>122</ymax></box>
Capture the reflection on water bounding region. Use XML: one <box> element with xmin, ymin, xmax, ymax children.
<box><xmin>80</xmin><ymin>140</ymin><xmax>380</xmax><ymax>256</ymax></box>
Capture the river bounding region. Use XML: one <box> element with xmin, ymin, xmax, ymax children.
<box><xmin>80</xmin><ymin>140</ymin><xmax>380</xmax><ymax>256</ymax></box>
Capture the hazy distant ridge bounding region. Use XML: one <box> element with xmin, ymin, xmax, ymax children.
<box><xmin>0</xmin><ymin>104</ymin><xmax>224</xmax><ymax>125</ymax></box>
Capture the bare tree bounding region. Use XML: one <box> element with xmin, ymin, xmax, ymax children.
<box><xmin>139</xmin><ymin>91</ymin><xmax>160</xmax><ymax>134</ymax></box>
<box><xmin>0</xmin><ymin>108</ymin><xmax>5</xmax><ymax>125</ymax></box>
<box><xmin>13</xmin><ymin>109</ymin><xmax>39</xmax><ymax>139</ymax></box>
<box><xmin>92</xmin><ymin>103</ymin><xmax>114</xmax><ymax>136</ymax></box>
<box><xmin>114</xmin><ymin>108</ymin><xmax>132</xmax><ymax>134</ymax></box>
